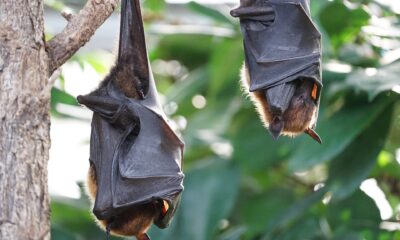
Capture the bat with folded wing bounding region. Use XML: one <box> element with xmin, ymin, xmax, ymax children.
<box><xmin>231</xmin><ymin>0</ymin><xmax>323</xmax><ymax>143</ymax></box>
<box><xmin>77</xmin><ymin>0</ymin><xmax>184</xmax><ymax>239</ymax></box>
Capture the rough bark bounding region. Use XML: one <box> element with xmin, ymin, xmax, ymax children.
<box><xmin>0</xmin><ymin>0</ymin><xmax>51</xmax><ymax>239</ymax></box>
<box><xmin>0</xmin><ymin>0</ymin><xmax>119</xmax><ymax>239</ymax></box>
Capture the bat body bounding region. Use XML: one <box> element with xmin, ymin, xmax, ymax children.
<box><xmin>232</xmin><ymin>0</ymin><xmax>323</xmax><ymax>143</ymax></box>
<box><xmin>77</xmin><ymin>0</ymin><xmax>184</xmax><ymax>239</ymax></box>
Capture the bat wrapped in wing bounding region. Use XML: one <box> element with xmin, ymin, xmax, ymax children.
<box><xmin>77</xmin><ymin>0</ymin><xmax>184</xmax><ymax>239</ymax></box>
<box><xmin>231</xmin><ymin>0</ymin><xmax>323</xmax><ymax>143</ymax></box>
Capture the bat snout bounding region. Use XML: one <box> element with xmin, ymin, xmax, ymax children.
<box><xmin>268</xmin><ymin>116</ymin><xmax>284</xmax><ymax>140</ymax></box>
<box><xmin>93</xmin><ymin>208</ymin><xmax>116</xmax><ymax>221</ymax></box>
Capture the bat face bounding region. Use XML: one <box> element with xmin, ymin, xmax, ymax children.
<box><xmin>241</xmin><ymin>66</ymin><xmax>321</xmax><ymax>143</ymax></box>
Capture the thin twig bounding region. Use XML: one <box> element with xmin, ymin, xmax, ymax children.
<box><xmin>46</xmin><ymin>0</ymin><xmax>119</xmax><ymax>75</ymax></box>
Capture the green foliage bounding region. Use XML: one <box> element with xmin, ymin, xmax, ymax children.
<box><xmin>50</xmin><ymin>0</ymin><xmax>400</xmax><ymax>239</ymax></box>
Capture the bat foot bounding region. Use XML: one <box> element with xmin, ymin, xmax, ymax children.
<box><xmin>305</xmin><ymin>128</ymin><xmax>322</xmax><ymax>144</ymax></box>
<box><xmin>137</xmin><ymin>233</ymin><xmax>151</xmax><ymax>240</ymax></box>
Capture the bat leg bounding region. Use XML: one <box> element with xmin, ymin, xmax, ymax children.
<box><xmin>305</xmin><ymin>128</ymin><xmax>322</xmax><ymax>144</ymax></box>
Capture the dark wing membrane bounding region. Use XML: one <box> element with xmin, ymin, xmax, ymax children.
<box><xmin>111</xmin><ymin>102</ymin><xmax>184</xmax><ymax>208</ymax></box>
<box><xmin>118</xmin><ymin>104</ymin><xmax>183</xmax><ymax>179</ymax></box>
<box><xmin>77</xmin><ymin>0</ymin><xmax>185</xmax><ymax>225</ymax></box>
<box><xmin>117</xmin><ymin>0</ymin><xmax>150</xmax><ymax>98</ymax></box>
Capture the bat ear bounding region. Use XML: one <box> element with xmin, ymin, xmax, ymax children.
<box><xmin>305</xmin><ymin>128</ymin><xmax>322</xmax><ymax>144</ymax></box>
<box><xmin>117</xmin><ymin>0</ymin><xmax>150</xmax><ymax>98</ymax></box>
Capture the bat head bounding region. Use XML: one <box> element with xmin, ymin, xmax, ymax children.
<box><xmin>241</xmin><ymin>66</ymin><xmax>322</xmax><ymax>143</ymax></box>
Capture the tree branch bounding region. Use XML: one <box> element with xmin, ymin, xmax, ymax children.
<box><xmin>46</xmin><ymin>0</ymin><xmax>119</xmax><ymax>75</ymax></box>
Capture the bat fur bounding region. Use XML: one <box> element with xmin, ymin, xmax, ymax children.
<box><xmin>241</xmin><ymin>65</ymin><xmax>318</xmax><ymax>137</ymax></box>
<box><xmin>87</xmin><ymin>163</ymin><xmax>155</xmax><ymax>240</ymax></box>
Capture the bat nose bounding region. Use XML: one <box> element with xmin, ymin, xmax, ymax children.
<box><xmin>268</xmin><ymin>116</ymin><xmax>284</xmax><ymax>140</ymax></box>
<box><xmin>93</xmin><ymin>208</ymin><xmax>115</xmax><ymax>220</ymax></box>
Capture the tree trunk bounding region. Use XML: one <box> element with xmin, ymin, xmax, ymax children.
<box><xmin>0</xmin><ymin>0</ymin><xmax>51</xmax><ymax>239</ymax></box>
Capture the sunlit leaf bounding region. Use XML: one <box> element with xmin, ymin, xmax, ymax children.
<box><xmin>51</xmin><ymin>87</ymin><xmax>79</xmax><ymax>107</ymax></box>
<box><xmin>334</xmin><ymin>62</ymin><xmax>400</xmax><ymax>100</ymax></box>
<box><xmin>186</xmin><ymin>2</ymin><xmax>235</xmax><ymax>26</ymax></box>
<box><xmin>288</xmin><ymin>96</ymin><xmax>393</xmax><ymax>171</ymax></box>
<box><xmin>208</xmin><ymin>39</ymin><xmax>243</xmax><ymax>99</ymax></box>
<box><xmin>144</xmin><ymin>0</ymin><xmax>166</xmax><ymax>12</ymax></box>
<box><xmin>319</xmin><ymin>1</ymin><xmax>370</xmax><ymax>50</ymax></box>
<box><xmin>326</xmin><ymin>103</ymin><xmax>395</xmax><ymax>200</ymax></box>
<box><xmin>327</xmin><ymin>191</ymin><xmax>381</xmax><ymax>235</ymax></box>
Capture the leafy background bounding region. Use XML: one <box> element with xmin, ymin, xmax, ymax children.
<box><xmin>47</xmin><ymin>0</ymin><xmax>400</xmax><ymax>239</ymax></box>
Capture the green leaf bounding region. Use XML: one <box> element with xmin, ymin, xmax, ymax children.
<box><xmin>272</xmin><ymin>218</ymin><xmax>324</xmax><ymax>240</ymax></box>
<box><xmin>51</xmin><ymin>197</ymin><xmax>117</xmax><ymax>239</ymax></box>
<box><xmin>165</xmin><ymin>67</ymin><xmax>209</xmax><ymax>104</ymax></box>
<box><xmin>51</xmin><ymin>87</ymin><xmax>79</xmax><ymax>107</ymax></box>
<box><xmin>44</xmin><ymin>0</ymin><xmax>66</xmax><ymax>12</ymax></box>
<box><xmin>149</xmin><ymin>159</ymin><xmax>240</xmax><ymax>240</ymax></box>
<box><xmin>261</xmin><ymin>189</ymin><xmax>327</xmax><ymax>240</ymax></box>
<box><xmin>186</xmin><ymin>2</ymin><xmax>235</xmax><ymax>26</ymax></box>
<box><xmin>152</xmin><ymin>34</ymin><xmax>216</xmax><ymax>69</ymax></box>
<box><xmin>231</xmin><ymin>112</ymin><xmax>293</xmax><ymax>171</ymax></box>
<box><xmin>218</xmin><ymin>227</ymin><xmax>246</xmax><ymax>240</ymax></box>
<box><xmin>327</xmin><ymin>190</ymin><xmax>381</xmax><ymax>234</ymax></box>
<box><xmin>208</xmin><ymin>39</ymin><xmax>243</xmax><ymax>99</ymax></box>
<box><xmin>144</xmin><ymin>0</ymin><xmax>166</xmax><ymax>12</ymax></box>
<box><xmin>319</xmin><ymin>1</ymin><xmax>370</xmax><ymax>50</ymax></box>
<box><xmin>335</xmin><ymin>63</ymin><xmax>400</xmax><ymax>100</ymax></box>
<box><xmin>288</xmin><ymin>97</ymin><xmax>393</xmax><ymax>171</ymax></box>
<box><xmin>240</xmin><ymin>188</ymin><xmax>296</xmax><ymax>239</ymax></box>
<box><xmin>185</xmin><ymin>98</ymin><xmax>242</xmax><ymax>139</ymax></box>
<box><xmin>326</xmin><ymin>102</ymin><xmax>395</xmax><ymax>200</ymax></box>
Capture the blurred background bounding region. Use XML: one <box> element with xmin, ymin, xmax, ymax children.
<box><xmin>45</xmin><ymin>0</ymin><xmax>400</xmax><ymax>239</ymax></box>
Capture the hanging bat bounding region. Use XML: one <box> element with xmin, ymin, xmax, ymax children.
<box><xmin>77</xmin><ymin>0</ymin><xmax>184</xmax><ymax>239</ymax></box>
<box><xmin>231</xmin><ymin>0</ymin><xmax>323</xmax><ymax>143</ymax></box>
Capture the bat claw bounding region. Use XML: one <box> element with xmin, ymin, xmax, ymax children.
<box><xmin>137</xmin><ymin>233</ymin><xmax>151</xmax><ymax>240</ymax></box>
<box><xmin>305</xmin><ymin>128</ymin><xmax>322</xmax><ymax>144</ymax></box>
